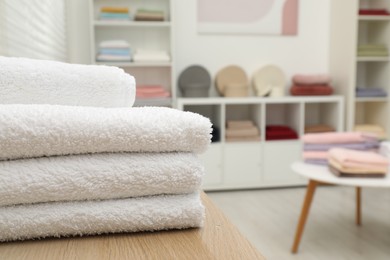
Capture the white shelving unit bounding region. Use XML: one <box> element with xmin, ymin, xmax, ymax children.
<box><xmin>329</xmin><ymin>0</ymin><xmax>390</xmax><ymax>137</ymax></box>
<box><xmin>177</xmin><ymin>96</ymin><xmax>344</xmax><ymax>191</ymax></box>
<box><xmin>89</xmin><ymin>0</ymin><xmax>175</xmax><ymax>107</ymax></box>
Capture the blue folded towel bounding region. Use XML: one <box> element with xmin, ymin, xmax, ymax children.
<box><xmin>99</xmin><ymin>13</ymin><xmax>130</xmax><ymax>20</ymax></box>
<box><xmin>356</xmin><ymin>87</ymin><xmax>387</xmax><ymax>97</ymax></box>
<box><xmin>99</xmin><ymin>48</ymin><xmax>131</xmax><ymax>56</ymax></box>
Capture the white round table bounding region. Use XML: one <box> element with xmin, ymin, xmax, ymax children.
<box><xmin>290</xmin><ymin>161</ymin><xmax>390</xmax><ymax>253</ymax></box>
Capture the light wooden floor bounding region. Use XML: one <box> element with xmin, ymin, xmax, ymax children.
<box><xmin>207</xmin><ymin>186</ymin><xmax>390</xmax><ymax>260</ymax></box>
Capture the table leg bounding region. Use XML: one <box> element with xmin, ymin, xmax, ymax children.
<box><xmin>291</xmin><ymin>179</ymin><xmax>318</xmax><ymax>253</ymax></box>
<box><xmin>356</xmin><ymin>187</ymin><xmax>361</xmax><ymax>226</ymax></box>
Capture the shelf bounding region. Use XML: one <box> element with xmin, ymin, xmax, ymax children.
<box><xmin>357</xmin><ymin>56</ymin><xmax>389</xmax><ymax>62</ymax></box>
<box><xmin>355</xmin><ymin>97</ymin><xmax>388</xmax><ymax>102</ymax></box>
<box><xmin>94</xmin><ymin>21</ymin><xmax>171</xmax><ymax>27</ymax></box>
<box><xmin>133</xmin><ymin>98</ymin><xmax>172</xmax><ymax>107</ymax></box>
<box><xmin>95</xmin><ymin>61</ymin><xmax>172</xmax><ymax>68</ymax></box>
<box><xmin>358</xmin><ymin>15</ymin><xmax>390</xmax><ymax>21</ymax></box>
<box><xmin>177</xmin><ymin>96</ymin><xmax>343</xmax><ymax>105</ymax></box>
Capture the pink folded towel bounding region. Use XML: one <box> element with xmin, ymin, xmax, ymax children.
<box><xmin>292</xmin><ymin>74</ymin><xmax>331</xmax><ymax>85</ymax></box>
<box><xmin>302</xmin><ymin>132</ymin><xmax>376</xmax><ymax>144</ymax></box>
<box><xmin>329</xmin><ymin>148</ymin><xmax>389</xmax><ymax>166</ymax></box>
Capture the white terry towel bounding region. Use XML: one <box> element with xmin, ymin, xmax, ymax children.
<box><xmin>0</xmin><ymin>56</ymin><xmax>135</xmax><ymax>107</ymax></box>
<box><xmin>0</xmin><ymin>152</ymin><xmax>204</xmax><ymax>207</ymax></box>
<box><xmin>0</xmin><ymin>193</ymin><xmax>204</xmax><ymax>242</ymax></box>
<box><xmin>0</xmin><ymin>105</ymin><xmax>212</xmax><ymax>160</ymax></box>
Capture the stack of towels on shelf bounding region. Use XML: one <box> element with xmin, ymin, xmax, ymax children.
<box><xmin>302</xmin><ymin>132</ymin><xmax>380</xmax><ymax>166</ymax></box>
<box><xmin>357</xmin><ymin>44</ymin><xmax>388</xmax><ymax>57</ymax></box>
<box><xmin>225</xmin><ymin>120</ymin><xmax>260</xmax><ymax>142</ymax></box>
<box><xmin>359</xmin><ymin>9</ymin><xmax>390</xmax><ymax>16</ymax></box>
<box><xmin>133</xmin><ymin>49</ymin><xmax>170</xmax><ymax>62</ymax></box>
<box><xmin>290</xmin><ymin>74</ymin><xmax>334</xmax><ymax>96</ymax></box>
<box><xmin>304</xmin><ymin>124</ymin><xmax>335</xmax><ymax>134</ymax></box>
<box><xmin>354</xmin><ymin>124</ymin><xmax>387</xmax><ymax>140</ymax></box>
<box><xmin>266</xmin><ymin>125</ymin><xmax>298</xmax><ymax>141</ymax></box>
<box><xmin>99</xmin><ymin>6</ymin><xmax>131</xmax><ymax>21</ymax></box>
<box><xmin>136</xmin><ymin>85</ymin><xmax>171</xmax><ymax>100</ymax></box>
<box><xmin>135</xmin><ymin>9</ymin><xmax>165</xmax><ymax>21</ymax></box>
<box><xmin>96</xmin><ymin>40</ymin><xmax>132</xmax><ymax>62</ymax></box>
<box><xmin>328</xmin><ymin>148</ymin><xmax>389</xmax><ymax>178</ymax></box>
<box><xmin>0</xmin><ymin>56</ymin><xmax>212</xmax><ymax>242</ymax></box>
<box><xmin>355</xmin><ymin>87</ymin><xmax>387</xmax><ymax>98</ymax></box>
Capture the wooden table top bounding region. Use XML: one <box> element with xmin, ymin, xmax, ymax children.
<box><xmin>0</xmin><ymin>192</ymin><xmax>265</xmax><ymax>260</ymax></box>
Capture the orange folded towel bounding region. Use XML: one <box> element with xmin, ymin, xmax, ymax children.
<box><xmin>302</xmin><ymin>132</ymin><xmax>376</xmax><ymax>144</ymax></box>
<box><xmin>101</xmin><ymin>7</ymin><xmax>129</xmax><ymax>13</ymax></box>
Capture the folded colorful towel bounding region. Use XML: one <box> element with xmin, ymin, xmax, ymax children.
<box><xmin>328</xmin><ymin>148</ymin><xmax>389</xmax><ymax>166</ymax></box>
<box><xmin>303</xmin><ymin>151</ymin><xmax>328</xmax><ymax>160</ymax></box>
<box><xmin>226</xmin><ymin>120</ymin><xmax>254</xmax><ymax>129</ymax></box>
<box><xmin>329</xmin><ymin>164</ymin><xmax>386</xmax><ymax>178</ymax></box>
<box><xmin>329</xmin><ymin>157</ymin><xmax>388</xmax><ymax>173</ymax></box>
<box><xmin>226</xmin><ymin>126</ymin><xmax>259</xmax><ymax>138</ymax></box>
<box><xmin>290</xmin><ymin>85</ymin><xmax>333</xmax><ymax>96</ymax></box>
<box><xmin>99</xmin><ymin>13</ymin><xmax>130</xmax><ymax>20</ymax></box>
<box><xmin>0</xmin><ymin>193</ymin><xmax>204</xmax><ymax>242</ymax></box>
<box><xmin>99</xmin><ymin>48</ymin><xmax>131</xmax><ymax>56</ymax></box>
<box><xmin>304</xmin><ymin>140</ymin><xmax>380</xmax><ymax>151</ymax></box>
<box><xmin>304</xmin><ymin>159</ymin><xmax>328</xmax><ymax>166</ymax></box>
<box><xmin>136</xmin><ymin>85</ymin><xmax>171</xmax><ymax>98</ymax></box>
<box><xmin>304</xmin><ymin>124</ymin><xmax>335</xmax><ymax>133</ymax></box>
<box><xmin>266</xmin><ymin>125</ymin><xmax>298</xmax><ymax>140</ymax></box>
<box><xmin>359</xmin><ymin>9</ymin><xmax>390</xmax><ymax>15</ymax></box>
<box><xmin>266</xmin><ymin>133</ymin><xmax>298</xmax><ymax>140</ymax></box>
<box><xmin>356</xmin><ymin>87</ymin><xmax>387</xmax><ymax>97</ymax></box>
<box><xmin>302</xmin><ymin>132</ymin><xmax>376</xmax><ymax>144</ymax></box>
<box><xmin>354</xmin><ymin>124</ymin><xmax>386</xmax><ymax>139</ymax></box>
<box><xmin>292</xmin><ymin>74</ymin><xmax>331</xmax><ymax>85</ymax></box>
<box><xmin>0</xmin><ymin>152</ymin><xmax>203</xmax><ymax>207</ymax></box>
<box><xmin>357</xmin><ymin>44</ymin><xmax>387</xmax><ymax>50</ymax></box>
<box><xmin>357</xmin><ymin>50</ymin><xmax>388</xmax><ymax>57</ymax></box>
<box><xmin>0</xmin><ymin>56</ymin><xmax>135</xmax><ymax>107</ymax></box>
<box><xmin>101</xmin><ymin>7</ymin><xmax>129</xmax><ymax>13</ymax></box>
<box><xmin>0</xmin><ymin>105</ymin><xmax>212</xmax><ymax>160</ymax></box>
<box><xmin>225</xmin><ymin>136</ymin><xmax>261</xmax><ymax>142</ymax></box>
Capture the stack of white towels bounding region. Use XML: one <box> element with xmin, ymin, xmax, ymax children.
<box><xmin>0</xmin><ymin>57</ymin><xmax>212</xmax><ymax>242</ymax></box>
<box><xmin>96</xmin><ymin>40</ymin><xmax>132</xmax><ymax>62</ymax></box>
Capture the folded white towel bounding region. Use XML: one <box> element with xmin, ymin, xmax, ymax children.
<box><xmin>0</xmin><ymin>105</ymin><xmax>212</xmax><ymax>160</ymax></box>
<box><xmin>0</xmin><ymin>56</ymin><xmax>135</xmax><ymax>107</ymax></box>
<box><xmin>0</xmin><ymin>152</ymin><xmax>204</xmax><ymax>207</ymax></box>
<box><xmin>0</xmin><ymin>193</ymin><xmax>204</xmax><ymax>242</ymax></box>
<box><xmin>99</xmin><ymin>40</ymin><xmax>130</xmax><ymax>49</ymax></box>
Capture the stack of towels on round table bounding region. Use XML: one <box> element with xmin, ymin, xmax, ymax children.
<box><xmin>302</xmin><ymin>132</ymin><xmax>389</xmax><ymax>177</ymax></box>
<box><xmin>0</xmin><ymin>56</ymin><xmax>212</xmax><ymax>242</ymax></box>
<box><xmin>302</xmin><ymin>132</ymin><xmax>380</xmax><ymax>165</ymax></box>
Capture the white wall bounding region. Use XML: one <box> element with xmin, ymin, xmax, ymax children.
<box><xmin>67</xmin><ymin>0</ymin><xmax>91</xmax><ymax>64</ymax></box>
<box><xmin>174</xmin><ymin>0</ymin><xmax>330</xmax><ymax>96</ymax></box>
<box><xmin>67</xmin><ymin>0</ymin><xmax>331</xmax><ymax>93</ymax></box>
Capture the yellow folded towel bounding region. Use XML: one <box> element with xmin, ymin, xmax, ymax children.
<box><xmin>101</xmin><ymin>7</ymin><xmax>129</xmax><ymax>13</ymax></box>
